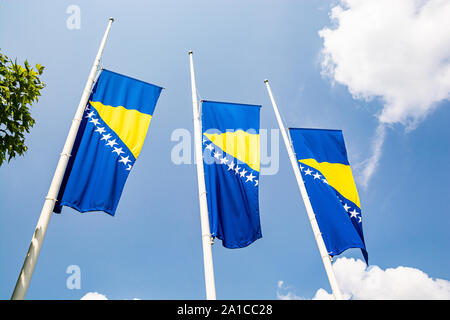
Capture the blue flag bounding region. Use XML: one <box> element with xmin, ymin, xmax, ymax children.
<box><xmin>54</xmin><ymin>69</ymin><xmax>162</xmax><ymax>216</ymax></box>
<box><xmin>202</xmin><ymin>101</ymin><xmax>262</xmax><ymax>248</ymax></box>
<box><xmin>289</xmin><ymin>128</ymin><xmax>368</xmax><ymax>264</ymax></box>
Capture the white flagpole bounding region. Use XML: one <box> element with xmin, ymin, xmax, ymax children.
<box><xmin>264</xmin><ymin>79</ymin><xmax>344</xmax><ymax>300</ymax></box>
<box><xmin>188</xmin><ymin>51</ymin><xmax>217</xmax><ymax>300</ymax></box>
<box><xmin>11</xmin><ymin>18</ymin><xmax>115</xmax><ymax>300</ymax></box>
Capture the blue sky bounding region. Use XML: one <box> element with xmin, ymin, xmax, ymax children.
<box><xmin>1</xmin><ymin>0</ymin><xmax>449</xmax><ymax>300</ymax></box>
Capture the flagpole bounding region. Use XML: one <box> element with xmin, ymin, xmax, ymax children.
<box><xmin>264</xmin><ymin>79</ymin><xmax>344</xmax><ymax>300</ymax></box>
<box><xmin>188</xmin><ymin>51</ymin><xmax>217</xmax><ymax>300</ymax></box>
<box><xmin>11</xmin><ymin>18</ymin><xmax>115</xmax><ymax>300</ymax></box>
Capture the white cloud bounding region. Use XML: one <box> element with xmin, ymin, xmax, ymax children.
<box><xmin>80</xmin><ymin>292</ymin><xmax>108</xmax><ymax>300</ymax></box>
<box><xmin>319</xmin><ymin>0</ymin><xmax>450</xmax><ymax>187</ymax></box>
<box><xmin>276</xmin><ymin>280</ymin><xmax>303</xmax><ymax>300</ymax></box>
<box><xmin>311</xmin><ymin>257</ymin><xmax>450</xmax><ymax>300</ymax></box>
<box><xmin>80</xmin><ymin>292</ymin><xmax>141</xmax><ymax>300</ymax></box>
<box><xmin>356</xmin><ymin>123</ymin><xmax>386</xmax><ymax>189</ymax></box>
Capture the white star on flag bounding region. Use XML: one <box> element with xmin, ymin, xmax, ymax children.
<box><xmin>322</xmin><ymin>179</ymin><xmax>329</xmax><ymax>184</ymax></box>
<box><xmin>85</xmin><ymin>111</ymin><xmax>95</xmax><ymax>118</ymax></box>
<box><xmin>343</xmin><ymin>203</ymin><xmax>350</xmax><ymax>212</ymax></box>
<box><xmin>106</xmin><ymin>139</ymin><xmax>118</xmax><ymax>147</ymax></box>
<box><xmin>205</xmin><ymin>144</ymin><xmax>214</xmax><ymax>151</ymax></box>
<box><xmin>254</xmin><ymin>180</ymin><xmax>259</xmax><ymax>186</ymax></box>
<box><xmin>126</xmin><ymin>164</ymin><xmax>132</xmax><ymax>171</ymax></box>
<box><xmin>350</xmin><ymin>209</ymin><xmax>359</xmax><ymax>219</ymax></box>
<box><xmin>313</xmin><ymin>172</ymin><xmax>321</xmax><ymax>180</ymax></box>
<box><xmin>304</xmin><ymin>168</ymin><xmax>313</xmax><ymax>175</ymax></box>
<box><xmin>234</xmin><ymin>166</ymin><xmax>241</xmax><ymax>174</ymax></box>
<box><xmin>101</xmin><ymin>133</ymin><xmax>112</xmax><ymax>141</ymax></box>
<box><xmin>213</xmin><ymin>151</ymin><xmax>222</xmax><ymax>159</ymax></box>
<box><xmin>220</xmin><ymin>157</ymin><xmax>229</xmax><ymax>165</ymax></box>
<box><xmin>227</xmin><ymin>162</ymin><xmax>235</xmax><ymax>171</ymax></box>
<box><xmin>299</xmin><ymin>165</ymin><xmax>304</xmax><ymax>171</ymax></box>
<box><xmin>119</xmin><ymin>156</ymin><xmax>131</xmax><ymax>165</ymax></box>
<box><xmin>113</xmin><ymin>147</ymin><xmax>124</xmax><ymax>155</ymax></box>
<box><xmin>246</xmin><ymin>172</ymin><xmax>255</xmax><ymax>182</ymax></box>
<box><xmin>95</xmin><ymin>127</ymin><xmax>106</xmax><ymax>134</ymax></box>
<box><xmin>90</xmin><ymin>118</ymin><xmax>100</xmax><ymax>126</ymax></box>
<box><xmin>240</xmin><ymin>169</ymin><xmax>247</xmax><ymax>177</ymax></box>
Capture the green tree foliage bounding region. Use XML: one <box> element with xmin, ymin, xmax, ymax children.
<box><xmin>0</xmin><ymin>49</ymin><xmax>45</xmax><ymax>166</ymax></box>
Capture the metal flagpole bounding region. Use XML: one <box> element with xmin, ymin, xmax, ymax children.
<box><xmin>11</xmin><ymin>18</ymin><xmax>115</xmax><ymax>300</ymax></box>
<box><xmin>188</xmin><ymin>51</ymin><xmax>217</xmax><ymax>300</ymax></box>
<box><xmin>264</xmin><ymin>79</ymin><xmax>344</xmax><ymax>300</ymax></box>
